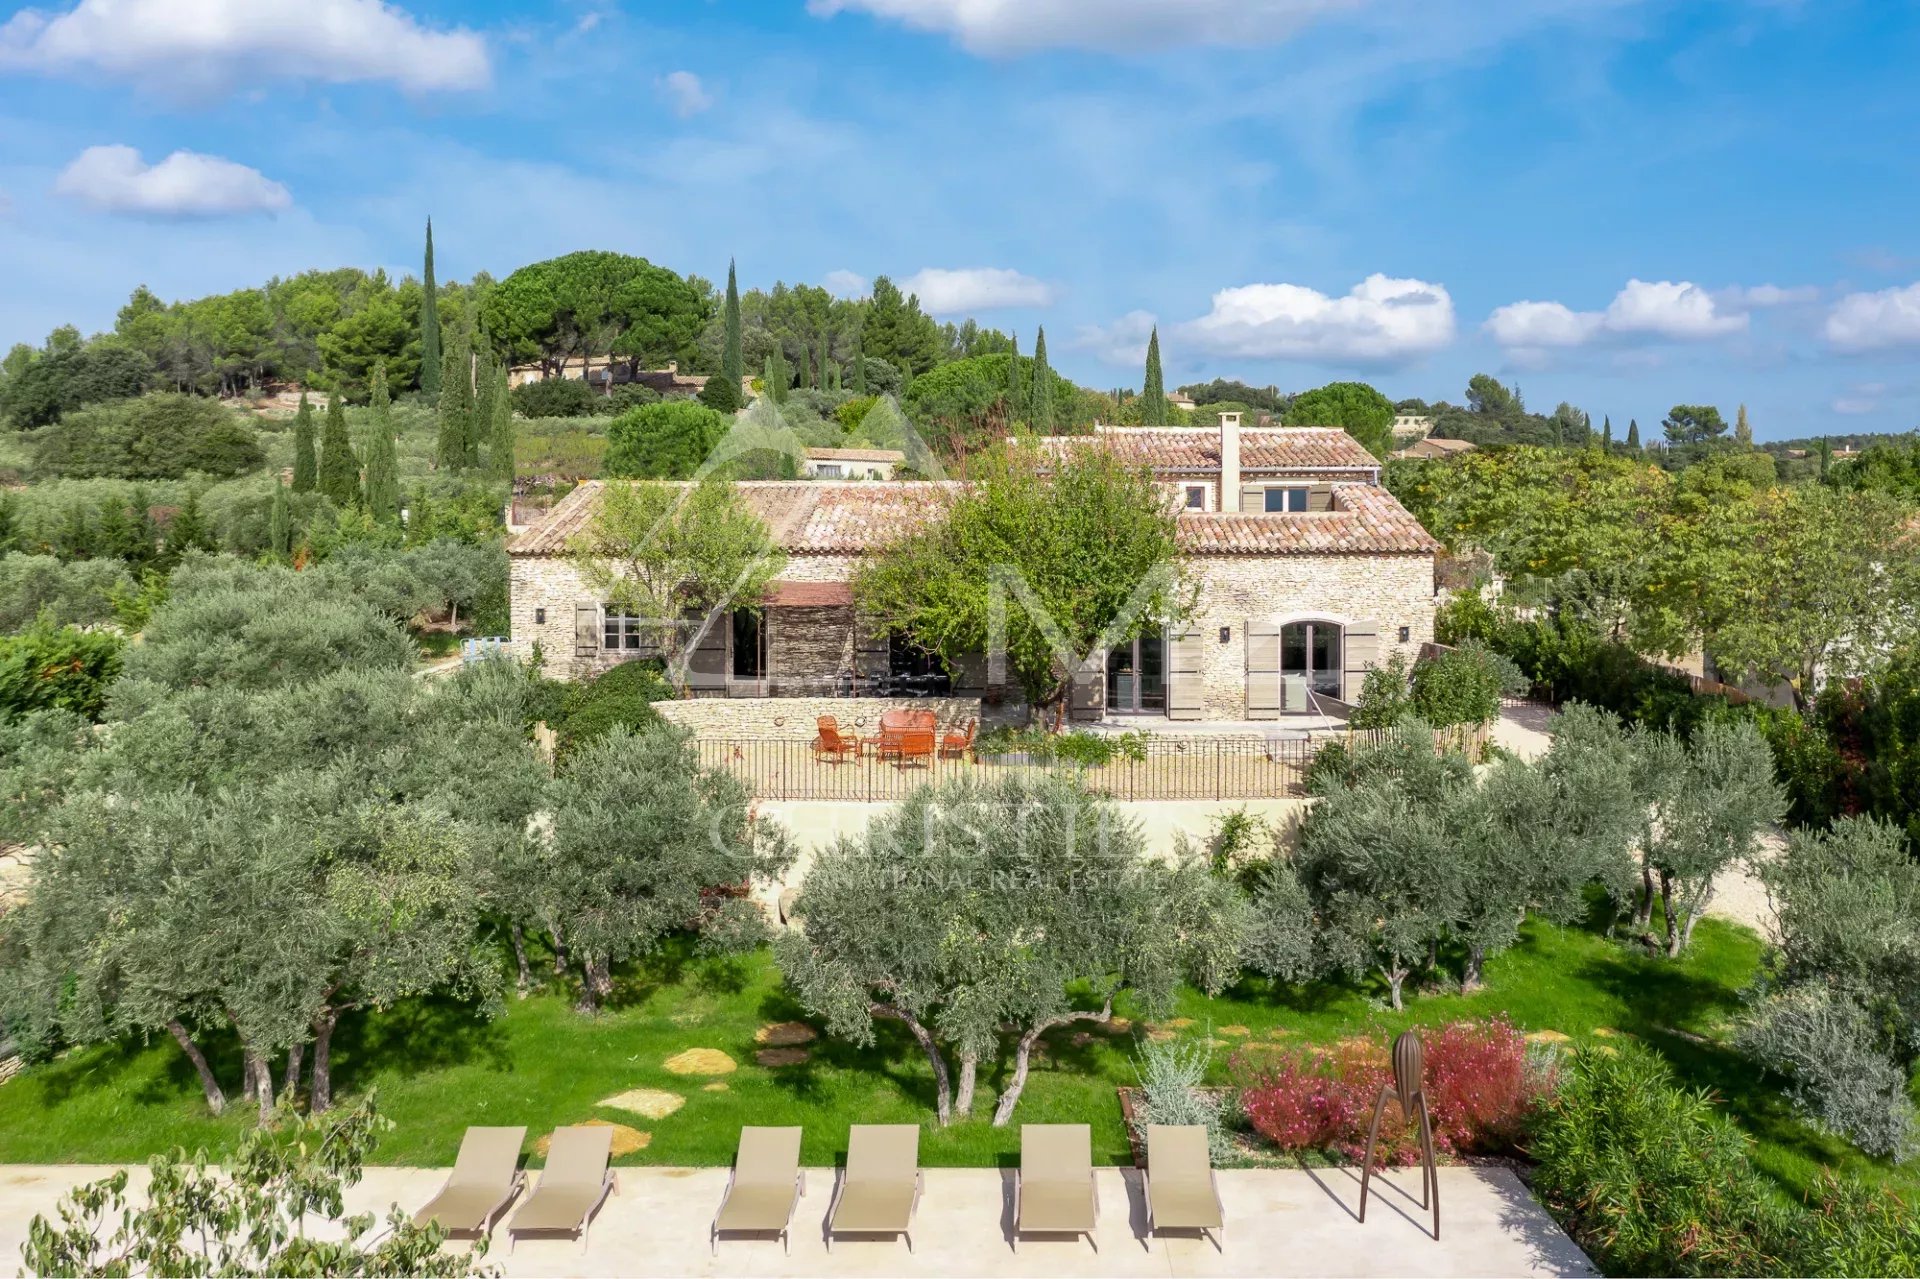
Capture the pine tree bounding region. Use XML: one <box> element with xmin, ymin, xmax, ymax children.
<box><xmin>489</xmin><ymin>363</ymin><xmax>516</xmax><ymax>483</ymax></box>
<box><xmin>268</xmin><ymin>478</ymin><xmax>291</xmax><ymax>557</ymax></box>
<box><xmin>1602</xmin><ymin>415</ymin><xmax>1613</xmax><ymax>451</ymax></box>
<box><xmin>1735</xmin><ymin>403</ymin><xmax>1753</xmax><ymax>447</ymax></box>
<box><xmin>420</xmin><ymin>218</ymin><xmax>442</xmax><ymax>396</ymax></box>
<box><xmin>363</xmin><ymin>362</ymin><xmax>401</xmax><ymax>523</ymax></box>
<box><xmin>1029</xmin><ymin>327</ymin><xmax>1054</xmax><ymax>431</ymax></box>
<box><xmin>291</xmin><ymin>393</ymin><xmax>318</xmax><ymax>493</ymax></box>
<box><xmin>166</xmin><ymin>491</ymin><xmax>213</xmax><ymax>561</ymax></box>
<box><xmin>95</xmin><ymin>498</ymin><xmax>134</xmax><ymax>562</ymax></box>
<box><xmin>127</xmin><ymin>486</ymin><xmax>157</xmax><ymax>564</ymax></box>
<box><xmin>722</xmin><ymin>259</ymin><xmax>744</xmax><ymax>390</ymax></box>
<box><xmin>318</xmin><ymin>393</ymin><xmax>360</xmax><ymax>507</ymax></box>
<box><xmin>1141</xmin><ymin>326</ymin><xmax>1168</xmax><ymax>426</ymax></box>
<box><xmin>1625</xmin><ymin>419</ymin><xmax>1641</xmax><ymax>451</ymax></box>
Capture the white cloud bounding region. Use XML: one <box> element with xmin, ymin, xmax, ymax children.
<box><xmin>1073</xmin><ymin>309</ymin><xmax>1157</xmax><ymax>366</ymax></box>
<box><xmin>1487</xmin><ymin>278</ymin><xmax>1751</xmax><ymax>351</ymax></box>
<box><xmin>1831</xmin><ymin>382</ymin><xmax>1886</xmax><ymax>415</ymax></box>
<box><xmin>822</xmin><ymin>269</ymin><xmax>870</xmax><ymax>298</ymax></box>
<box><xmin>54</xmin><ymin>145</ymin><xmax>291</xmax><ymax>217</ymax></box>
<box><xmin>807</xmin><ymin>0</ymin><xmax>1356</xmax><ymax>54</ymax></box>
<box><xmin>1825</xmin><ymin>282</ymin><xmax>1920</xmax><ymax>352</ymax></box>
<box><xmin>1176</xmin><ymin>274</ymin><xmax>1455</xmax><ymax>364</ymax></box>
<box><xmin>0</xmin><ymin>0</ymin><xmax>489</xmax><ymax>94</ymax></box>
<box><xmin>1722</xmin><ymin>283</ymin><xmax>1818</xmax><ymax>309</ymax></box>
<box><xmin>901</xmin><ymin>266</ymin><xmax>1054</xmax><ymax>314</ymax></box>
<box><xmin>658</xmin><ymin>70</ymin><xmax>713</xmax><ymax>117</ymax></box>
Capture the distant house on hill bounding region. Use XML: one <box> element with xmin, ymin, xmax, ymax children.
<box><xmin>508</xmin><ymin>356</ymin><xmax>752</xmax><ymax>402</ymax></box>
<box><xmin>801</xmin><ymin>447</ymin><xmax>905</xmax><ymax>480</ymax></box>
<box><xmin>1393</xmin><ymin>436</ymin><xmax>1476</xmax><ymax>461</ymax></box>
<box><xmin>1166</xmin><ymin>392</ymin><xmax>1198</xmax><ymax>412</ymax></box>
<box><xmin>1391</xmin><ymin>415</ymin><xmax>1435</xmax><ymax>442</ymax></box>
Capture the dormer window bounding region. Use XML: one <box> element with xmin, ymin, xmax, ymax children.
<box><xmin>1264</xmin><ymin>487</ymin><xmax>1310</xmax><ymax>513</ymax></box>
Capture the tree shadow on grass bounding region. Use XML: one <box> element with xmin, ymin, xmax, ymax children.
<box><xmin>1569</xmin><ymin>948</ymin><xmax>1745</xmax><ymax>1039</ymax></box>
<box><xmin>329</xmin><ymin>993</ymin><xmax>512</xmax><ymax>1093</ymax></box>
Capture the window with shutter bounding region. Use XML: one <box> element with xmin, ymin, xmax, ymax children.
<box><xmin>573</xmin><ymin>603</ymin><xmax>599</xmax><ymax>657</ymax></box>
<box><xmin>1167</xmin><ymin>627</ymin><xmax>1205</xmax><ymax>720</ymax></box>
<box><xmin>1342</xmin><ymin>627</ymin><xmax>1380</xmax><ymax>702</ymax></box>
<box><xmin>1068</xmin><ymin>656</ymin><xmax>1105</xmax><ymax>721</ymax></box>
<box><xmin>1245</xmin><ymin>620</ymin><xmax>1282</xmax><ymax>719</ymax></box>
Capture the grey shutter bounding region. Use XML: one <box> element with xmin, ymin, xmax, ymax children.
<box><xmin>1246</xmin><ymin>620</ymin><xmax>1281</xmax><ymax>719</ymax></box>
<box><xmin>1167</xmin><ymin>627</ymin><xmax>1205</xmax><ymax>720</ymax></box>
<box><xmin>686</xmin><ymin>609</ymin><xmax>728</xmax><ymax>691</ymax></box>
<box><xmin>1240</xmin><ymin>482</ymin><xmax>1264</xmax><ymax>513</ymax></box>
<box><xmin>1308</xmin><ymin>483</ymin><xmax>1335</xmax><ymax>512</ymax></box>
<box><xmin>574</xmin><ymin>603</ymin><xmax>599</xmax><ymax>658</ymax></box>
<box><xmin>1342</xmin><ymin>626</ymin><xmax>1379</xmax><ymax>703</ymax></box>
<box><xmin>1068</xmin><ymin>656</ymin><xmax>1105</xmax><ymax>722</ymax></box>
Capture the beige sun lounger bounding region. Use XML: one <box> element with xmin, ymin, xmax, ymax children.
<box><xmin>412</xmin><ymin>1126</ymin><xmax>527</xmax><ymax>1237</ymax></box>
<box><xmin>507</xmin><ymin>1125</ymin><xmax>618</xmax><ymax>1253</ymax></box>
<box><xmin>1015</xmin><ymin>1123</ymin><xmax>1098</xmax><ymax>1252</ymax></box>
<box><xmin>711</xmin><ymin>1126</ymin><xmax>806</xmax><ymax>1254</ymax></box>
<box><xmin>1144</xmin><ymin>1124</ymin><xmax>1225</xmax><ymax>1251</ymax></box>
<box><xmin>826</xmin><ymin>1124</ymin><xmax>923</xmax><ymax>1253</ymax></box>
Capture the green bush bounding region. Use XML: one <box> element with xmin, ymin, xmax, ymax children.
<box><xmin>0</xmin><ymin>344</ymin><xmax>150</xmax><ymax>429</ymax></box>
<box><xmin>34</xmin><ymin>394</ymin><xmax>264</xmax><ymax>480</ymax></box>
<box><xmin>557</xmin><ymin>659</ymin><xmax>669</xmax><ymax>753</ymax></box>
<box><xmin>509</xmin><ymin>378</ymin><xmax>598</xmax><ymax>419</ymax></box>
<box><xmin>0</xmin><ymin>554</ymin><xmax>132</xmax><ymax>630</ymax></box>
<box><xmin>974</xmin><ymin>725</ymin><xmax>1149</xmax><ymax>766</ymax></box>
<box><xmin>1737</xmin><ymin>987</ymin><xmax>1918</xmax><ymax>1162</ymax></box>
<box><xmin>1529</xmin><ymin>1044</ymin><xmax>1796</xmax><ymax>1276</ymax></box>
<box><xmin>0</xmin><ymin>616</ymin><xmax>124</xmax><ymax>720</ymax></box>
<box><xmin>603</xmin><ymin>400</ymin><xmax>730</xmax><ymax>478</ymax></box>
<box><xmin>1348</xmin><ymin>651</ymin><xmax>1414</xmax><ymax>729</ymax></box>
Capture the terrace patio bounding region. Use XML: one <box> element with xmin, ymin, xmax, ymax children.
<box><xmin>0</xmin><ymin>1161</ymin><xmax>1594</xmax><ymax>1277</ymax></box>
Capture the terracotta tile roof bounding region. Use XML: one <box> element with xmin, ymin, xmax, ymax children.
<box><xmin>805</xmin><ymin>447</ymin><xmax>906</xmax><ymax>463</ymax></box>
<box><xmin>508</xmin><ymin>479</ymin><xmax>1435</xmax><ymax>559</ymax></box>
<box><xmin>1027</xmin><ymin>425</ymin><xmax>1381</xmax><ymax>473</ymax></box>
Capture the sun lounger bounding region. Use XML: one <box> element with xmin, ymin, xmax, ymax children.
<box><xmin>826</xmin><ymin>1124</ymin><xmax>923</xmax><ymax>1253</ymax></box>
<box><xmin>507</xmin><ymin>1125</ymin><xmax>617</xmax><ymax>1253</ymax></box>
<box><xmin>711</xmin><ymin>1126</ymin><xmax>806</xmax><ymax>1254</ymax></box>
<box><xmin>412</xmin><ymin>1126</ymin><xmax>526</xmax><ymax>1237</ymax></box>
<box><xmin>1144</xmin><ymin>1124</ymin><xmax>1224</xmax><ymax>1251</ymax></box>
<box><xmin>1015</xmin><ymin>1123</ymin><xmax>1098</xmax><ymax>1252</ymax></box>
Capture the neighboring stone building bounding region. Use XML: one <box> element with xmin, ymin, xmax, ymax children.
<box><xmin>800</xmin><ymin>447</ymin><xmax>904</xmax><ymax>480</ymax></box>
<box><xmin>507</xmin><ymin>416</ymin><xmax>1438</xmax><ymax>727</ymax></box>
<box><xmin>1393</xmin><ymin>435</ymin><xmax>1476</xmax><ymax>461</ymax></box>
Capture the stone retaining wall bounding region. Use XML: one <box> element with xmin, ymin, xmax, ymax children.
<box><xmin>654</xmin><ymin>696</ymin><xmax>1027</xmax><ymax>740</ymax></box>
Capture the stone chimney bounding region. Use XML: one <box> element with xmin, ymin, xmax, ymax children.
<box><xmin>1220</xmin><ymin>411</ymin><xmax>1243</xmax><ymax>512</ymax></box>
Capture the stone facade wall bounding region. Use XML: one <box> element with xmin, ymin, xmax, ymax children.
<box><xmin>654</xmin><ymin>696</ymin><xmax>1001</xmax><ymax>740</ymax></box>
<box><xmin>1186</xmin><ymin>553</ymin><xmax>1435</xmax><ymax>719</ymax></box>
<box><xmin>769</xmin><ymin>604</ymin><xmax>854</xmax><ymax>682</ymax></box>
<box><xmin>511</xmin><ymin>549</ymin><xmax>1434</xmax><ymax>713</ymax></box>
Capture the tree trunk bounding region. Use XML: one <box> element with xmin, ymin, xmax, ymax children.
<box><xmin>244</xmin><ymin>1047</ymin><xmax>275</xmax><ymax>1123</ymax></box>
<box><xmin>166</xmin><ymin>1020</ymin><xmax>226</xmax><ymax>1115</ymax></box>
<box><xmin>282</xmin><ymin>1041</ymin><xmax>306</xmax><ymax>1103</ymax></box>
<box><xmin>873</xmin><ymin>1005</ymin><xmax>951</xmax><ymax>1126</ymax></box>
<box><xmin>310</xmin><ymin>1010</ymin><xmax>338</xmax><ymax>1114</ymax></box>
<box><xmin>1633</xmin><ymin>863</ymin><xmax>1655</xmax><ymax>927</ymax></box>
<box><xmin>1384</xmin><ymin>964</ymin><xmax>1408</xmax><ymax>1012</ymax></box>
<box><xmin>992</xmin><ymin>999</ymin><xmax>1114</xmax><ymax>1127</ymax></box>
<box><xmin>575</xmin><ymin>953</ymin><xmax>610</xmax><ymax>1014</ymax></box>
<box><xmin>954</xmin><ymin>1052</ymin><xmax>978</xmax><ymax>1119</ymax></box>
<box><xmin>510</xmin><ymin>923</ymin><xmax>532</xmax><ymax>996</ymax></box>
<box><xmin>550</xmin><ymin>921</ymin><xmax>567</xmax><ymax>976</ymax></box>
<box><xmin>1660</xmin><ymin>872</ymin><xmax>1681</xmax><ymax>958</ymax></box>
<box><xmin>1462</xmin><ymin>944</ymin><xmax>1487</xmax><ymax>992</ymax></box>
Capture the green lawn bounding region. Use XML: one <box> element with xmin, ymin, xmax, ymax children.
<box><xmin>1</xmin><ymin>908</ymin><xmax>1913</xmax><ymax>1203</ymax></box>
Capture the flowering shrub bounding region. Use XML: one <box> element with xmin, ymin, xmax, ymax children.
<box><xmin>1236</xmin><ymin>1017</ymin><xmax>1546</xmax><ymax>1166</ymax></box>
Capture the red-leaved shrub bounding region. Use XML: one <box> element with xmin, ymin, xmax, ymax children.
<box><xmin>1236</xmin><ymin>1017</ymin><xmax>1547</xmax><ymax>1167</ymax></box>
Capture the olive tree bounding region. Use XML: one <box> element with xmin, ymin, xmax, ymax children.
<box><xmin>540</xmin><ymin>722</ymin><xmax>792</xmax><ymax>1013</ymax></box>
<box><xmin>778</xmin><ymin>771</ymin><xmax>1247</xmax><ymax>1125</ymax></box>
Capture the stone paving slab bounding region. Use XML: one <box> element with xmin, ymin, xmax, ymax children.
<box><xmin>0</xmin><ymin>1163</ymin><xmax>1593</xmax><ymax>1277</ymax></box>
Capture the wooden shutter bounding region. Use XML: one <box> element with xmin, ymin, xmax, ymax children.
<box><xmin>1308</xmin><ymin>483</ymin><xmax>1335</xmax><ymax>512</ymax></box>
<box><xmin>1167</xmin><ymin>627</ymin><xmax>1205</xmax><ymax>721</ymax></box>
<box><xmin>1246</xmin><ymin>620</ymin><xmax>1281</xmax><ymax>719</ymax></box>
<box><xmin>574</xmin><ymin>603</ymin><xmax>599</xmax><ymax>658</ymax></box>
<box><xmin>1240</xmin><ymin>482</ymin><xmax>1265</xmax><ymax>513</ymax></box>
<box><xmin>1068</xmin><ymin>656</ymin><xmax>1105</xmax><ymax>722</ymax></box>
<box><xmin>1342</xmin><ymin>626</ymin><xmax>1379</xmax><ymax>703</ymax></box>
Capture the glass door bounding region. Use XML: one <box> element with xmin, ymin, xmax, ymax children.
<box><xmin>1106</xmin><ymin>631</ymin><xmax>1166</xmax><ymax>713</ymax></box>
<box><xmin>1280</xmin><ymin>621</ymin><xmax>1344</xmax><ymax>707</ymax></box>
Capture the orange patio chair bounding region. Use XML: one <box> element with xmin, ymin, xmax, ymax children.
<box><xmin>813</xmin><ymin>716</ymin><xmax>860</xmax><ymax>764</ymax></box>
<box><xmin>939</xmin><ymin>718</ymin><xmax>977</xmax><ymax>761</ymax></box>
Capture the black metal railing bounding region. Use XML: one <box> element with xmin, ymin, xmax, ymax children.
<box><xmin>696</xmin><ymin>735</ymin><xmax>1323</xmax><ymax>802</ymax></box>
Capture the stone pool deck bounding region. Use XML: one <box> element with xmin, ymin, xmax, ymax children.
<box><xmin>0</xmin><ymin>1162</ymin><xmax>1593</xmax><ymax>1277</ymax></box>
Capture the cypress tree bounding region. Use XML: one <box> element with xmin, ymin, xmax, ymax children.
<box><xmin>470</xmin><ymin>350</ymin><xmax>496</xmax><ymax>461</ymax></box>
<box><xmin>852</xmin><ymin>327</ymin><xmax>868</xmax><ymax>395</ymax></box>
<box><xmin>420</xmin><ymin>218</ymin><xmax>442</xmax><ymax>396</ymax></box>
<box><xmin>1819</xmin><ymin>437</ymin><xmax>1832</xmax><ymax>479</ymax></box>
<box><xmin>268</xmin><ymin>478</ymin><xmax>291</xmax><ymax>557</ymax></box>
<box><xmin>363</xmin><ymin>361</ymin><xmax>401</xmax><ymax>523</ymax></box>
<box><xmin>765</xmin><ymin>348</ymin><xmax>790</xmax><ymax>404</ymax></box>
<box><xmin>1030</xmin><ymin>327</ymin><xmax>1054</xmax><ymax>431</ymax></box>
<box><xmin>1141</xmin><ymin>326</ymin><xmax>1168</xmax><ymax>425</ymax></box>
<box><xmin>436</xmin><ymin>337</ymin><xmax>475</xmax><ymax>468</ymax></box>
<box><xmin>1602</xmin><ymin>415</ymin><xmax>1613</xmax><ymax>451</ymax></box>
<box><xmin>318</xmin><ymin>393</ymin><xmax>360</xmax><ymax>507</ymax></box>
<box><xmin>489</xmin><ymin>363</ymin><xmax>516</xmax><ymax>483</ymax></box>
<box><xmin>128</xmin><ymin>485</ymin><xmax>157</xmax><ymax>564</ymax></box>
<box><xmin>291</xmin><ymin>392</ymin><xmax>318</xmax><ymax>492</ymax></box>
<box><xmin>722</xmin><ymin>259</ymin><xmax>744</xmax><ymax>390</ymax></box>
<box><xmin>1005</xmin><ymin>332</ymin><xmax>1026</xmax><ymax>426</ymax></box>
<box><xmin>1625</xmin><ymin>418</ymin><xmax>1641</xmax><ymax>451</ymax></box>
<box><xmin>1735</xmin><ymin>403</ymin><xmax>1753</xmax><ymax>447</ymax></box>
<box><xmin>166</xmin><ymin>491</ymin><xmax>213</xmax><ymax>561</ymax></box>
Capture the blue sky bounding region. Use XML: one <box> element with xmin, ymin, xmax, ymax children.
<box><xmin>2</xmin><ymin>0</ymin><xmax>1918</xmax><ymax>440</ymax></box>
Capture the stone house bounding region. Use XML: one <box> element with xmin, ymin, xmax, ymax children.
<box><xmin>507</xmin><ymin>416</ymin><xmax>1439</xmax><ymax>728</ymax></box>
<box><xmin>800</xmin><ymin>447</ymin><xmax>905</xmax><ymax>480</ymax></box>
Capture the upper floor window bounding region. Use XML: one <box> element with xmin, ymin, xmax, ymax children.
<box><xmin>1185</xmin><ymin>485</ymin><xmax>1207</xmax><ymax>510</ymax></box>
<box><xmin>1264</xmin><ymin>487</ymin><xmax>1310</xmax><ymax>513</ymax></box>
